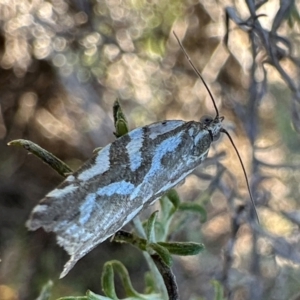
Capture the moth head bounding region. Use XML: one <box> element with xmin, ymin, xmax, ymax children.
<box><xmin>200</xmin><ymin>115</ymin><xmax>224</xmax><ymax>141</ymax></box>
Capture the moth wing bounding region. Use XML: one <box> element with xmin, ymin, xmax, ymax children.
<box><xmin>59</xmin><ymin>201</ymin><xmax>143</xmax><ymax>278</ymax></box>
<box><xmin>26</xmin><ymin>141</ymin><xmax>115</xmax><ymax>230</ymax></box>
<box><xmin>26</xmin><ymin>135</ymin><xmax>149</xmax><ymax>277</ymax></box>
<box><xmin>146</xmin><ymin>120</ymin><xmax>185</xmax><ymax>139</ymax></box>
<box><xmin>27</xmin><ymin>120</ymin><xmax>186</xmax><ymax>232</ymax></box>
<box><xmin>27</xmin><ymin>120</ymin><xmax>190</xmax><ymax>278</ymax></box>
<box><xmin>27</xmin><ymin>176</ymin><xmax>142</xmax><ymax>278</ymax></box>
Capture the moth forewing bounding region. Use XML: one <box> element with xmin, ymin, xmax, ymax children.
<box><xmin>26</xmin><ymin>118</ymin><xmax>222</xmax><ymax>278</ymax></box>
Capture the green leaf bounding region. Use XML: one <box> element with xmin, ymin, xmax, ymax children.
<box><xmin>7</xmin><ymin>139</ymin><xmax>73</xmax><ymax>177</ymax></box>
<box><xmin>164</xmin><ymin>189</ymin><xmax>181</xmax><ymax>220</ymax></box>
<box><xmin>148</xmin><ymin>243</ymin><xmax>172</xmax><ymax>267</ymax></box>
<box><xmin>211</xmin><ymin>280</ymin><xmax>227</xmax><ymax>300</ymax></box>
<box><xmin>101</xmin><ymin>261</ymin><xmax>158</xmax><ymax>299</ymax></box>
<box><xmin>178</xmin><ymin>203</ymin><xmax>207</xmax><ymax>223</ymax></box>
<box><xmin>145</xmin><ymin>211</ymin><xmax>158</xmax><ymax>243</ymax></box>
<box><xmin>115</xmin><ymin>119</ymin><xmax>129</xmax><ymax>138</ymax></box>
<box><xmin>157</xmin><ymin>242</ymin><xmax>205</xmax><ymax>256</ymax></box>
<box><xmin>101</xmin><ymin>263</ymin><xmax>118</xmax><ymax>299</ymax></box>
<box><xmin>113</xmin><ymin>100</ymin><xmax>129</xmax><ymax>137</ymax></box>
<box><xmin>151</xmin><ymin>220</ymin><xmax>165</xmax><ymax>242</ymax></box>
<box><xmin>157</xmin><ymin>190</ymin><xmax>182</xmax><ymax>241</ymax></box>
<box><xmin>113</xmin><ymin>231</ymin><xmax>147</xmax><ymax>251</ymax></box>
<box><xmin>109</xmin><ymin>260</ymin><xmax>141</xmax><ymax>298</ymax></box>
<box><xmin>36</xmin><ymin>280</ymin><xmax>53</xmax><ymax>300</ymax></box>
<box><xmin>57</xmin><ymin>297</ymin><xmax>87</xmax><ymax>300</ymax></box>
<box><xmin>158</xmin><ymin>196</ymin><xmax>173</xmax><ymax>229</ymax></box>
<box><xmin>87</xmin><ymin>290</ymin><xmax>112</xmax><ymax>300</ymax></box>
<box><xmin>144</xmin><ymin>272</ymin><xmax>156</xmax><ymax>294</ymax></box>
<box><xmin>165</xmin><ymin>189</ymin><xmax>180</xmax><ymax>211</ymax></box>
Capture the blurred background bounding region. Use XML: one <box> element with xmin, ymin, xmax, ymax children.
<box><xmin>1</xmin><ymin>0</ymin><xmax>300</xmax><ymax>299</ymax></box>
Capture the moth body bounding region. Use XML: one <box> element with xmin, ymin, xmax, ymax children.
<box><xmin>27</xmin><ymin>117</ymin><xmax>223</xmax><ymax>278</ymax></box>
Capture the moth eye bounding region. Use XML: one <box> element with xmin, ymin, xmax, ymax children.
<box><xmin>200</xmin><ymin>115</ymin><xmax>213</xmax><ymax>125</ymax></box>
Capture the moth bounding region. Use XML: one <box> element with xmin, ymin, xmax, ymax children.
<box><xmin>26</xmin><ymin>32</ymin><xmax>258</xmax><ymax>278</ymax></box>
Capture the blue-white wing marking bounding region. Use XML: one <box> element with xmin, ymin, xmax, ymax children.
<box><xmin>126</xmin><ymin>129</ymin><xmax>144</xmax><ymax>171</ymax></box>
<box><xmin>148</xmin><ymin>120</ymin><xmax>185</xmax><ymax>139</ymax></box>
<box><xmin>77</xmin><ymin>144</ymin><xmax>111</xmax><ymax>181</ymax></box>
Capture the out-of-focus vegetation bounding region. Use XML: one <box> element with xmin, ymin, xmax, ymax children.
<box><xmin>1</xmin><ymin>0</ymin><xmax>300</xmax><ymax>299</ymax></box>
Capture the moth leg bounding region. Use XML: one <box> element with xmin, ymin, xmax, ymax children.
<box><xmin>92</xmin><ymin>146</ymin><xmax>103</xmax><ymax>154</ymax></box>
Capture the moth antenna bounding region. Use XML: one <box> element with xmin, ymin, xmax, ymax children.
<box><xmin>221</xmin><ymin>128</ymin><xmax>259</xmax><ymax>223</ymax></box>
<box><xmin>173</xmin><ymin>31</ymin><xmax>219</xmax><ymax>118</ymax></box>
<box><xmin>173</xmin><ymin>31</ymin><xmax>259</xmax><ymax>222</ymax></box>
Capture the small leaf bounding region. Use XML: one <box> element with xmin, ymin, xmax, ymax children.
<box><xmin>178</xmin><ymin>203</ymin><xmax>207</xmax><ymax>223</ymax></box>
<box><xmin>113</xmin><ymin>230</ymin><xmax>147</xmax><ymax>251</ymax></box>
<box><xmin>157</xmin><ymin>242</ymin><xmax>205</xmax><ymax>256</ymax></box>
<box><xmin>211</xmin><ymin>280</ymin><xmax>226</xmax><ymax>300</ymax></box>
<box><xmin>115</xmin><ymin>119</ymin><xmax>129</xmax><ymax>138</ymax></box>
<box><xmin>165</xmin><ymin>189</ymin><xmax>180</xmax><ymax>211</ymax></box>
<box><xmin>36</xmin><ymin>280</ymin><xmax>53</xmax><ymax>300</ymax></box>
<box><xmin>113</xmin><ymin>100</ymin><xmax>129</xmax><ymax>138</ymax></box>
<box><xmin>148</xmin><ymin>243</ymin><xmax>172</xmax><ymax>267</ymax></box>
<box><xmin>146</xmin><ymin>211</ymin><xmax>158</xmax><ymax>243</ymax></box>
<box><xmin>8</xmin><ymin>139</ymin><xmax>73</xmax><ymax>177</ymax></box>
<box><xmin>159</xmin><ymin>195</ymin><xmax>173</xmax><ymax>224</ymax></box>
<box><xmin>144</xmin><ymin>272</ymin><xmax>156</xmax><ymax>294</ymax></box>
<box><xmin>164</xmin><ymin>189</ymin><xmax>181</xmax><ymax>220</ymax></box>
<box><xmin>101</xmin><ymin>263</ymin><xmax>118</xmax><ymax>299</ymax></box>
<box><xmin>109</xmin><ymin>261</ymin><xmax>141</xmax><ymax>298</ymax></box>
<box><xmin>87</xmin><ymin>290</ymin><xmax>111</xmax><ymax>300</ymax></box>
<box><xmin>151</xmin><ymin>220</ymin><xmax>165</xmax><ymax>241</ymax></box>
<box><xmin>57</xmin><ymin>297</ymin><xmax>87</xmax><ymax>300</ymax></box>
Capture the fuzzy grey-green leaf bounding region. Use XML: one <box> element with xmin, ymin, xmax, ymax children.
<box><xmin>8</xmin><ymin>139</ymin><xmax>73</xmax><ymax>177</ymax></box>
<box><xmin>157</xmin><ymin>241</ymin><xmax>205</xmax><ymax>256</ymax></box>
<box><xmin>178</xmin><ymin>203</ymin><xmax>207</xmax><ymax>223</ymax></box>
<box><xmin>149</xmin><ymin>243</ymin><xmax>172</xmax><ymax>267</ymax></box>
<box><xmin>113</xmin><ymin>99</ymin><xmax>129</xmax><ymax>138</ymax></box>
<box><xmin>101</xmin><ymin>263</ymin><xmax>118</xmax><ymax>300</ymax></box>
<box><xmin>146</xmin><ymin>211</ymin><xmax>158</xmax><ymax>243</ymax></box>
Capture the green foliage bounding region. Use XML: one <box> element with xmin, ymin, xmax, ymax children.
<box><xmin>36</xmin><ymin>280</ymin><xmax>53</xmax><ymax>300</ymax></box>
<box><xmin>211</xmin><ymin>281</ymin><xmax>227</xmax><ymax>300</ymax></box>
<box><xmin>157</xmin><ymin>242</ymin><xmax>204</xmax><ymax>256</ymax></box>
<box><xmin>178</xmin><ymin>203</ymin><xmax>207</xmax><ymax>223</ymax></box>
<box><xmin>113</xmin><ymin>100</ymin><xmax>129</xmax><ymax>138</ymax></box>
<box><xmin>100</xmin><ymin>260</ymin><xmax>162</xmax><ymax>299</ymax></box>
<box><xmin>39</xmin><ymin>279</ymin><xmax>228</xmax><ymax>300</ymax></box>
